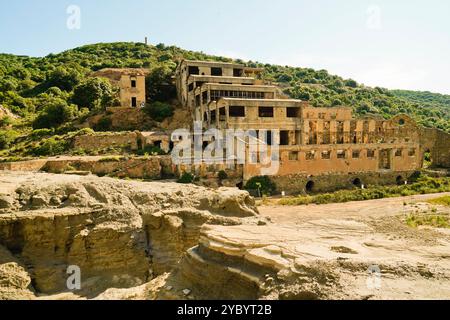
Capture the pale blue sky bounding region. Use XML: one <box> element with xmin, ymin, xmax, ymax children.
<box><xmin>0</xmin><ymin>0</ymin><xmax>449</xmax><ymax>94</ymax></box>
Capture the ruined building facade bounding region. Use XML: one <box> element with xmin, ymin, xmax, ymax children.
<box><xmin>175</xmin><ymin>60</ymin><xmax>450</xmax><ymax>194</ymax></box>
<box><xmin>92</xmin><ymin>68</ymin><xmax>148</xmax><ymax>108</ymax></box>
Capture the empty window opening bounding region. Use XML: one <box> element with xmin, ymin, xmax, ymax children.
<box><xmin>131</xmin><ymin>97</ymin><xmax>137</xmax><ymax>107</ymax></box>
<box><xmin>188</xmin><ymin>83</ymin><xmax>194</xmax><ymax>92</ymax></box>
<box><xmin>352</xmin><ymin>150</ymin><xmax>360</xmax><ymax>158</ymax></box>
<box><xmin>259</xmin><ymin>107</ymin><xmax>274</xmax><ymax>118</ymax></box>
<box><xmin>202</xmin><ymin>91</ymin><xmax>208</xmax><ymax>104</ymax></box>
<box><xmin>131</xmin><ymin>79</ymin><xmax>137</xmax><ymax>88</ymax></box>
<box><xmin>321</xmin><ymin>151</ymin><xmax>331</xmax><ymax>159</ymax></box>
<box><xmin>395</xmin><ymin>149</ymin><xmax>403</xmax><ymax>157</ymax></box>
<box><xmin>188</xmin><ymin>66</ymin><xmax>199</xmax><ymax>75</ymax></box>
<box><xmin>280</xmin><ymin>131</ymin><xmax>289</xmax><ymax>145</ymax></box>
<box><xmin>210</xmin><ymin>111</ymin><xmax>216</xmax><ymax>122</ymax></box>
<box><xmin>211</xmin><ymin>67</ymin><xmax>223</xmax><ymax>76</ymax></box>
<box><xmin>288</xmin><ymin>151</ymin><xmax>299</xmax><ymax>161</ymax></box>
<box><xmin>337</xmin><ymin>150</ymin><xmax>346</xmax><ymax>159</ymax></box>
<box><xmin>203</xmin><ymin>112</ymin><xmax>208</xmax><ymax>122</ymax></box>
<box><xmin>408</xmin><ymin>148</ymin><xmax>416</xmax><ymax>157</ymax></box>
<box><xmin>399</xmin><ymin>119</ymin><xmax>405</xmax><ymax>126</ymax></box>
<box><xmin>306</xmin><ymin>151</ymin><xmax>315</xmax><ymax>160</ymax></box>
<box><xmin>287</xmin><ymin>107</ymin><xmax>300</xmax><ymax>118</ymax></box>
<box><xmin>229</xmin><ymin>106</ymin><xmax>246</xmax><ymax>117</ymax></box>
<box><xmin>379</xmin><ymin>149</ymin><xmax>391</xmax><ymax>170</ymax></box>
<box><xmin>306</xmin><ymin>181</ymin><xmax>315</xmax><ymax>193</ymax></box>
<box><xmin>367</xmin><ymin>149</ymin><xmax>375</xmax><ymax>158</ymax></box>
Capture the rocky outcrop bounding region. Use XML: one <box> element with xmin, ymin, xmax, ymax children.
<box><xmin>0</xmin><ymin>245</ymin><xmax>35</xmax><ymax>300</ymax></box>
<box><xmin>0</xmin><ymin>172</ymin><xmax>258</xmax><ymax>298</ymax></box>
<box><xmin>163</xmin><ymin>220</ymin><xmax>450</xmax><ymax>300</ymax></box>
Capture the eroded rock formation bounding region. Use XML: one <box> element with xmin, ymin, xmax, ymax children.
<box><xmin>0</xmin><ymin>172</ymin><xmax>258</xmax><ymax>299</ymax></box>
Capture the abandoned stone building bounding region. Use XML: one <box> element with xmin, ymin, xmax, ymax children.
<box><xmin>175</xmin><ymin>59</ymin><xmax>450</xmax><ymax>194</ymax></box>
<box><xmin>92</xmin><ymin>68</ymin><xmax>148</xmax><ymax>108</ymax></box>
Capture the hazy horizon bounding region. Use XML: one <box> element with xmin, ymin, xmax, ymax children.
<box><xmin>1</xmin><ymin>0</ymin><xmax>449</xmax><ymax>95</ymax></box>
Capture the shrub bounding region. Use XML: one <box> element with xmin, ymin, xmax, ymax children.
<box><xmin>244</xmin><ymin>176</ymin><xmax>277</xmax><ymax>196</ymax></box>
<box><xmin>33</xmin><ymin>99</ymin><xmax>77</xmax><ymax>129</ymax></box>
<box><xmin>0</xmin><ymin>130</ymin><xmax>18</xmax><ymax>150</ymax></box>
<box><xmin>143</xmin><ymin>101</ymin><xmax>174</xmax><ymax>122</ymax></box>
<box><xmin>93</xmin><ymin>117</ymin><xmax>112</xmax><ymax>131</ymax></box>
<box><xmin>136</xmin><ymin>145</ymin><xmax>166</xmax><ymax>156</ymax></box>
<box><xmin>177</xmin><ymin>172</ymin><xmax>194</xmax><ymax>184</ymax></box>
<box><xmin>30</xmin><ymin>137</ymin><xmax>69</xmax><ymax>156</ymax></box>
<box><xmin>30</xmin><ymin>128</ymin><xmax>55</xmax><ymax>140</ymax></box>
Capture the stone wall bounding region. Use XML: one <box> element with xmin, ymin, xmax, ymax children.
<box><xmin>43</xmin><ymin>156</ymin><xmax>174</xmax><ymax>180</ymax></box>
<box><xmin>72</xmin><ymin>132</ymin><xmax>139</xmax><ymax>151</ymax></box>
<box><xmin>271</xmin><ymin>170</ymin><xmax>418</xmax><ymax>195</ymax></box>
<box><xmin>420</xmin><ymin>128</ymin><xmax>450</xmax><ymax>168</ymax></box>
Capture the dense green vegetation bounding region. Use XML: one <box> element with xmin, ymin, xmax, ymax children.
<box><xmin>279</xmin><ymin>175</ymin><xmax>450</xmax><ymax>205</ymax></box>
<box><xmin>244</xmin><ymin>175</ymin><xmax>277</xmax><ymax>196</ymax></box>
<box><xmin>1</xmin><ymin>41</ymin><xmax>449</xmax><ymax>159</ymax></box>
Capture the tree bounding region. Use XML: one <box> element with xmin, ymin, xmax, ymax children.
<box><xmin>145</xmin><ymin>66</ymin><xmax>177</xmax><ymax>102</ymax></box>
<box><xmin>143</xmin><ymin>101</ymin><xmax>174</xmax><ymax>122</ymax></box>
<box><xmin>44</xmin><ymin>67</ymin><xmax>81</xmax><ymax>91</ymax></box>
<box><xmin>33</xmin><ymin>99</ymin><xmax>77</xmax><ymax>129</ymax></box>
<box><xmin>72</xmin><ymin>77</ymin><xmax>116</xmax><ymax>110</ymax></box>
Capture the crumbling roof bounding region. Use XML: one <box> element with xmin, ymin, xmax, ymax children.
<box><xmin>92</xmin><ymin>68</ymin><xmax>149</xmax><ymax>81</ymax></box>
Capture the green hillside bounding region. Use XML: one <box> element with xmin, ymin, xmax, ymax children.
<box><xmin>0</xmin><ymin>42</ymin><xmax>449</xmax><ymax>157</ymax></box>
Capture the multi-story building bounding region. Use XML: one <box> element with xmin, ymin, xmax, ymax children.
<box><xmin>92</xmin><ymin>68</ymin><xmax>148</xmax><ymax>108</ymax></box>
<box><xmin>175</xmin><ymin>60</ymin><xmax>450</xmax><ymax>194</ymax></box>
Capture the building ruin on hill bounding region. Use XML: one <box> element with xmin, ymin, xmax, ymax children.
<box><xmin>92</xmin><ymin>68</ymin><xmax>148</xmax><ymax>108</ymax></box>
<box><xmin>175</xmin><ymin>59</ymin><xmax>450</xmax><ymax>194</ymax></box>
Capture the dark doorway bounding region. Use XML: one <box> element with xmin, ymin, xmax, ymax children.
<box><xmin>396</xmin><ymin>175</ymin><xmax>404</xmax><ymax>185</ymax></box>
<box><xmin>236</xmin><ymin>181</ymin><xmax>244</xmax><ymax>189</ymax></box>
<box><xmin>306</xmin><ymin>181</ymin><xmax>315</xmax><ymax>193</ymax></box>
<box><xmin>352</xmin><ymin>178</ymin><xmax>362</xmax><ymax>187</ymax></box>
<box><xmin>131</xmin><ymin>97</ymin><xmax>137</xmax><ymax>107</ymax></box>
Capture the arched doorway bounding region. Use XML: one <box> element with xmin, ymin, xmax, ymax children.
<box><xmin>396</xmin><ymin>175</ymin><xmax>405</xmax><ymax>185</ymax></box>
<box><xmin>352</xmin><ymin>178</ymin><xmax>362</xmax><ymax>188</ymax></box>
<box><xmin>306</xmin><ymin>181</ymin><xmax>315</xmax><ymax>193</ymax></box>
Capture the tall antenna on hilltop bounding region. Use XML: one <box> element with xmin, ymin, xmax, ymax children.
<box><xmin>145</xmin><ymin>37</ymin><xmax>148</xmax><ymax>46</ymax></box>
